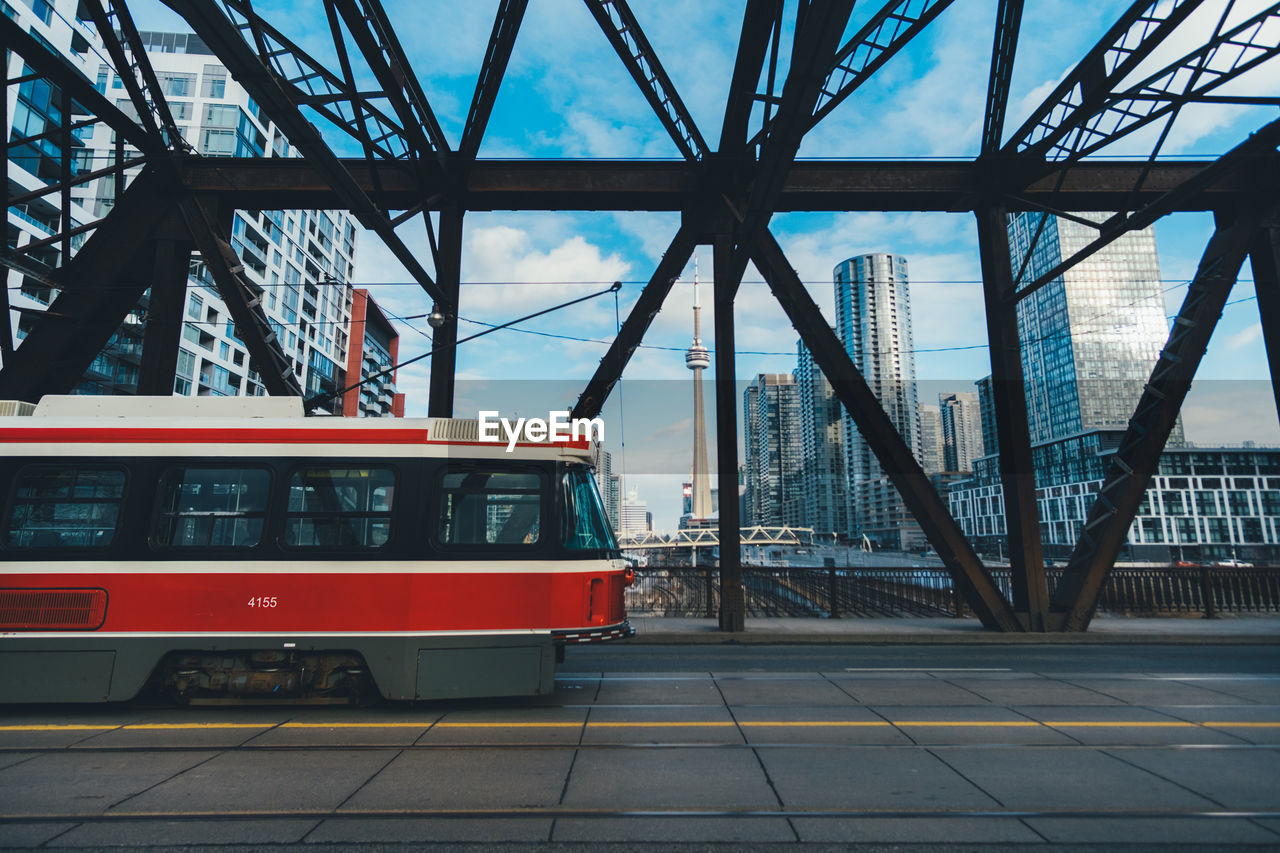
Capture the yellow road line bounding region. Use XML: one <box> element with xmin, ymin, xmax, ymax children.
<box><xmin>0</xmin><ymin>725</ymin><xmax>118</xmax><ymax>732</ymax></box>
<box><xmin>123</xmin><ymin>723</ymin><xmax>274</xmax><ymax>730</ymax></box>
<box><xmin>587</xmin><ymin>721</ymin><xmax>737</xmax><ymax>727</ymax></box>
<box><xmin>1042</xmin><ymin>721</ymin><xmax>1196</xmax><ymax>727</ymax></box>
<box><xmin>891</xmin><ymin>721</ymin><xmax>1041</xmax><ymax>727</ymax></box>
<box><xmin>432</xmin><ymin>721</ymin><xmax>582</xmax><ymax>728</ymax></box>
<box><xmin>740</xmin><ymin>721</ymin><xmax>889</xmax><ymax>727</ymax></box>
<box><xmin>280</xmin><ymin>722</ymin><xmax>434</xmax><ymax>729</ymax></box>
<box><xmin>4</xmin><ymin>720</ymin><xmax>1277</xmax><ymax>733</ymax></box>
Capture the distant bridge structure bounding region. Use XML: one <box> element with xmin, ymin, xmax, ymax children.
<box><xmin>3</xmin><ymin>0</ymin><xmax>1278</xmax><ymax>632</ymax></box>
<box><xmin>618</xmin><ymin>526</ymin><xmax>815</xmax><ymax>550</ymax></box>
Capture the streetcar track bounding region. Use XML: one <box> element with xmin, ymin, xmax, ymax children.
<box><xmin>3</xmin><ymin>719</ymin><xmax>1277</xmax><ymax>732</ymax></box>
<box><xmin>4</xmin><ymin>807</ymin><xmax>1280</xmax><ymax>823</ymax></box>
<box><xmin>1</xmin><ymin>742</ymin><xmax>1277</xmax><ymax>755</ymax></box>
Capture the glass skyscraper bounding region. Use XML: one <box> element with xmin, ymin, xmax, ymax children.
<box><xmin>797</xmin><ymin>337</ymin><xmax>848</xmax><ymax>536</ymax></box>
<box><xmin>1010</xmin><ymin>212</ymin><xmax>1183</xmax><ymax>445</ymax></box>
<box><xmin>833</xmin><ymin>253</ymin><xmax>922</xmax><ymax>549</ymax></box>
<box><xmin>743</xmin><ymin>373</ymin><xmax>803</xmax><ymax>528</ymax></box>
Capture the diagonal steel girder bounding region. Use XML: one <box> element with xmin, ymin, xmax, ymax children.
<box><xmin>164</xmin><ymin>0</ymin><xmax>445</xmax><ymax>305</ymax></box>
<box><xmin>743</xmin><ymin>0</ymin><xmax>854</xmax><ymax>232</ymax></box>
<box><xmin>1052</xmin><ymin>203</ymin><xmax>1272</xmax><ymax>631</ymax></box>
<box><xmin>1003</xmin><ymin>0</ymin><xmax>1202</xmax><ymax>160</ymax></box>
<box><xmin>572</xmin><ymin>1</ymin><xmax>852</xmax><ymax>426</ymax></box>
<box><xmin>217</xmin><ymin>0</ymin><xmax>412</xmax><ymax>161</ymax></box>
<box><xmin>744</xmin><ymin>0</ymin><xmax>953</xmax><ymax>152</ymax></box>
<box><xmin>584</xmin><ymin>0</ymin><xmax>710</xmax><ymax>161</ymax></box>
<box><xmin>981</xmin><ymin>0</ymin><xmax>1023</xmax><ymax>155</ymax></box>
<box><xmin>1015</xmin><ymin>117</ymin><xmax>1280</xmax><ymax>304</ymax></box>
<box><xmin>1036</xmin><ymin>3</ymin><xmax>1280</xmax><ymax>165</ymax></box>
<box><xmin>81</xmin><ymin>0</ymin><xmax>187</xmax><ymax>153</ymax></box>
<box><xmin>329</xmin><ymin>0</ymin><xmax>451</xmax><ymax>167</ymax></box>
<box><xmin>570</xmin><ymin>225</ymin><xmax>700</xmax><ymax>421</ymax></box>
<box><xmin>0</xmin><ymin>167</ymin><xmax>181</xmax><ymax>402</ymax></box>
<box><xmin>178</xmin><ymin>196</ymin><xmax>305</xmax><ymax>399</ymax></box>
<box><xmin>461</xmin><ymin>0</ymin><xmax>529</xmax><ymax>161</ymax></box>
<box><xmin>1250</xmin><ymin>214</ymin><xmax>1280</xmax><ymax>427</ymax></box>
<box><xmin>1</xmin><ymin>15</ymin><xmax>151</xmax><ymax>152</ymax></box>
<box><xmin>809</xmin><ymin>0</ymin><xmax>954</xmax><ymax>131</ymax></box>
<box><xmin>720</xmin><ymin>0</ymin><xmax>784</xmax><ymax>154</ymax></box>
<box><xmin>749</xmin><ymin>227</ymin><xmax>1022</xmax><ymax>632</ymax></box>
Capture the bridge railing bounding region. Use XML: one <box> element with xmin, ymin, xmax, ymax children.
<box><xmin>625</xmin><ymin>566</ymin><xmax>1280</xmax><ymax>619</ymax></box>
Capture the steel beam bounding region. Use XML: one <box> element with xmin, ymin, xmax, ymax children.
<box><xmin>428</xmin><ymin>208</ymin><xmax>463</xmax><ymax>418</ymax></box>
<box><xmin>1013</xmin><ymin>3</ymin><xmax>1279</xmax><ymax>166</ymax></box>
<box><xmin>584</xmin><ymin>0</ymin><xmax>708</xmax><ymax>161</ymax></box>
<box><xmin>330</xmin><ymin>0</ymin><xmax>450</xmax><ymax>165</ymax></box>
<box><xmin>81</xmin><ymin>0</ymin><xmax>186</xmax><ymax>152</ymax></box>
<box><xmin>570</xmin><ymin>226</ymin><xmax>699</xmax><ymax>420</ymax></box>
<box><xmin>720</xmin><ymin>0</ymin><xmax>783</xmax><ymax>154</ymax></box>
<box><xmin>981</xmin><ymin>0</ymin><xmax>1023</xmax><ymax>155</ymax></box>
<box><xmin>0</xmin><ymin>167</ymin><xmax>179</xmax><ymax>402</ymax></box>
<box><xmin>713</xmin><ymin>231</ymin><xmax>746</xmax><ymax>631</ymax></box>
<box><xmin>461</xmin><ymin>0</ymin><xmax>529</xmax><ymax>161</ymax></box>
<box><xmin>749</xmin><ymin>227</ymin><xmax>1021</xmax><ymax>631</ymax></box>
<box><xmin>976</xmin><ymin>207</ymin><xmax>1049</xmax><ymax>630</ymax></box>
<box><xmin>137</xmin><ymin>239</ymin><xmax>192</xmax><ymax>396</ymax></box>
<box><xmin>744</xmin><ymin>0</ymin><xmax>853</xmax><ymax>230</ymax></box>
<box><xmin>807</xmin><ymin>0</ymin><xmax>954</xmax><ymax>132</ymax></box>
<box><xmin>178</xmin><ymin>196</ymin><xmax>304</xmax><ymax>399</ymax></box>
<box><xmin>1015</xmin><ymin>118</ymin><xmax>1280</xmax><ymax>303</ymax></box>
<box><xmin>1003</xmin><ymin>0</ymin><xmax>1201</xmax><ymax>159</ymax></box>
<box><xmin>1248</xmin><ymin>217</ymin><xmax>1280</xmax><ymax>443</ymax></box>
<box><xmin>174</xmin><ymin>158</ymin><xmax>1253</xmax><ymax>212</ymax></box>
<box><xmin>1052</xmin><ymin>204</ymin><xmax>1269</xmax><ymax>631</ymax></box>
<box><xmin>162</xmin><ymin>0</ymin><xmax>445</xmax><ymax>305</ymax></box>
<box><xmin>1</xmin><ymin>15</ymin><xmax>150</xmax><ymax>151</ymax></box>
<box><xmin>216</xmin><ymin>0</ymin><xmax>410</xmax><ymax>160</ymax></box>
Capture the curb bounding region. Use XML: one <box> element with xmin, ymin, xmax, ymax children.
<box><xmin>622</xmin><ymin>631</ymin><xmax>1280</xmax><ymax>645</ymax></box>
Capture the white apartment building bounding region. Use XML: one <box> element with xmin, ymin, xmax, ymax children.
<box><xmin>5</xmin><ymin>3</ymin><xmax>386</xmax><ymax>411</ymax></box>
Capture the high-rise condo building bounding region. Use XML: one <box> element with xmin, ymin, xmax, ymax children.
<box><xmin>5</xmin><ymin>9</ymin><xmax>400</xmax><ymax>414</ymax></box>
<box><xmin>797</xmin><ymin>337</ymin><xmax>848</xmax><ymax>536</ymax></box>
<box><xmin>917</xmin><ymin>402</ymin><xmax>943</xmax><ymax>475</ymax></box>
<box><xmin>743</xmin><ymin>373</ymin><xmax>803</xmax><ymax>528</ymax></box>
<box><xmin>939</xmin><ymin>391</ymin><xmax>984</xmax><ymax>473</ymax></box>
<box><xmin>833</xmin><ymin>253</ymin><xmax>921</xmax><ymax>549</ymax></box>
<box><xmin>1010</xmin><ymin>212</ymin><xmax>1183</xmax><ymax>445</ymax></box>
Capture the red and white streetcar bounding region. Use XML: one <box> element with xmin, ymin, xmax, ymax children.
<box><xmin>0</xmin><ymin>395</ymin><xmax>631</xmax><ymax>703</ymax></box>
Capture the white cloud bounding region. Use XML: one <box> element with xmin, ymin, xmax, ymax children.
<box><xmin>1225</xmin><ymin>323</ymin><xmax>1264</xmax><ymax>350</ymax></box>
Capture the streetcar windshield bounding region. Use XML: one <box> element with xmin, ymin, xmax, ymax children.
<box><xmin>561</xmin><ymin>465</ymin><xmax>617</xmax><ymax>552</ymax></box>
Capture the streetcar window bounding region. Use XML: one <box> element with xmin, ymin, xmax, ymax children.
<box><xmin>561</xmin><ymin>466</ymin><xmax>616</xmax><ymax>551</ymax></box>
<box><xmin>437</xmin><ymin>469</ymin><xmax>541</xmax><ymax>546</ymax></box>
<box><xmin>3</xmin><ymin>465</ymin><xmax>126</xmax><ymax>549</ymax></box>
<box><xmin>284</xmin><ymin>467</ymin><xmax>395</xmax><ymax>548</ymax></box>
<box><xmin>154</xmin><ymin>466</ymin><xmax>270</xmax><ymax>548</ymax></box>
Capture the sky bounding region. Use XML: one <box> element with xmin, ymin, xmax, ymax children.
<box><xmin>128</xmin><ymin>0</ymin><xmax>1280</xmax><ymax>529</ymax></box>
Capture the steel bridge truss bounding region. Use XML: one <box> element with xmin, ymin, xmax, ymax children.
<box><xmin>3</xmin><ymin>0</ymin><xmax>1278</xmax><ymax>631</ymax></box>
<box><xmin>619</xmin><ymin>526</ymin><xmax>816</xmax><ymax>550</ymax></box>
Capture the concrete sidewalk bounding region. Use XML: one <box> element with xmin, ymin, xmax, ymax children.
<box><xmin>625</xmin><ymin>614</ymin><xmax>1280</xmax><ymax>644</ymax></box>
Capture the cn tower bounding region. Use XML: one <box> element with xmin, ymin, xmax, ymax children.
<box><xmin>685</xmin><ymin>263</ymin><xmax>713</xmax><ymax>519</ymax></box>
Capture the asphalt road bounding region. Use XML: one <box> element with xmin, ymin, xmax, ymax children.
<box><xmin>1</xmin><ymin>643</ymin><xmax>1278</xmax><ymax>852</ymax></box>
<box><xmin>564</xmin><ymin>642</ymin><xmax>1280</xmax><ymax>674</ymax></box>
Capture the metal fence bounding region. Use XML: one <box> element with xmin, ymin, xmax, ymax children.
<box><xmin>625</xmin><ymin>566</ymin><xmax>1280</xmax><ymax>619</ymax></box>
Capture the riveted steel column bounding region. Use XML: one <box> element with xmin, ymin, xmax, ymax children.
<box><xmin>429</xmin><ymin>206</ymin><xmax>463</xmax><ymax>418</ymax></box>
<box><xmin>1248</xmin><ymin>216</ymin><xmax>1280</xmax><ymax>425</ymax></box>
<box><xmin>714</xmin><ymin>232</ymin><xmax>745</xmax><ymax>632</ymax></box>
<box><xmin>976</xmin><ymin>206</ymin><xmax>1050</xmax><ymax>630</ymax></box>
<box><xmin>137</xmin><ymin>238</ymin><xmax>193</xmax><ymax>396</ymax></box>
